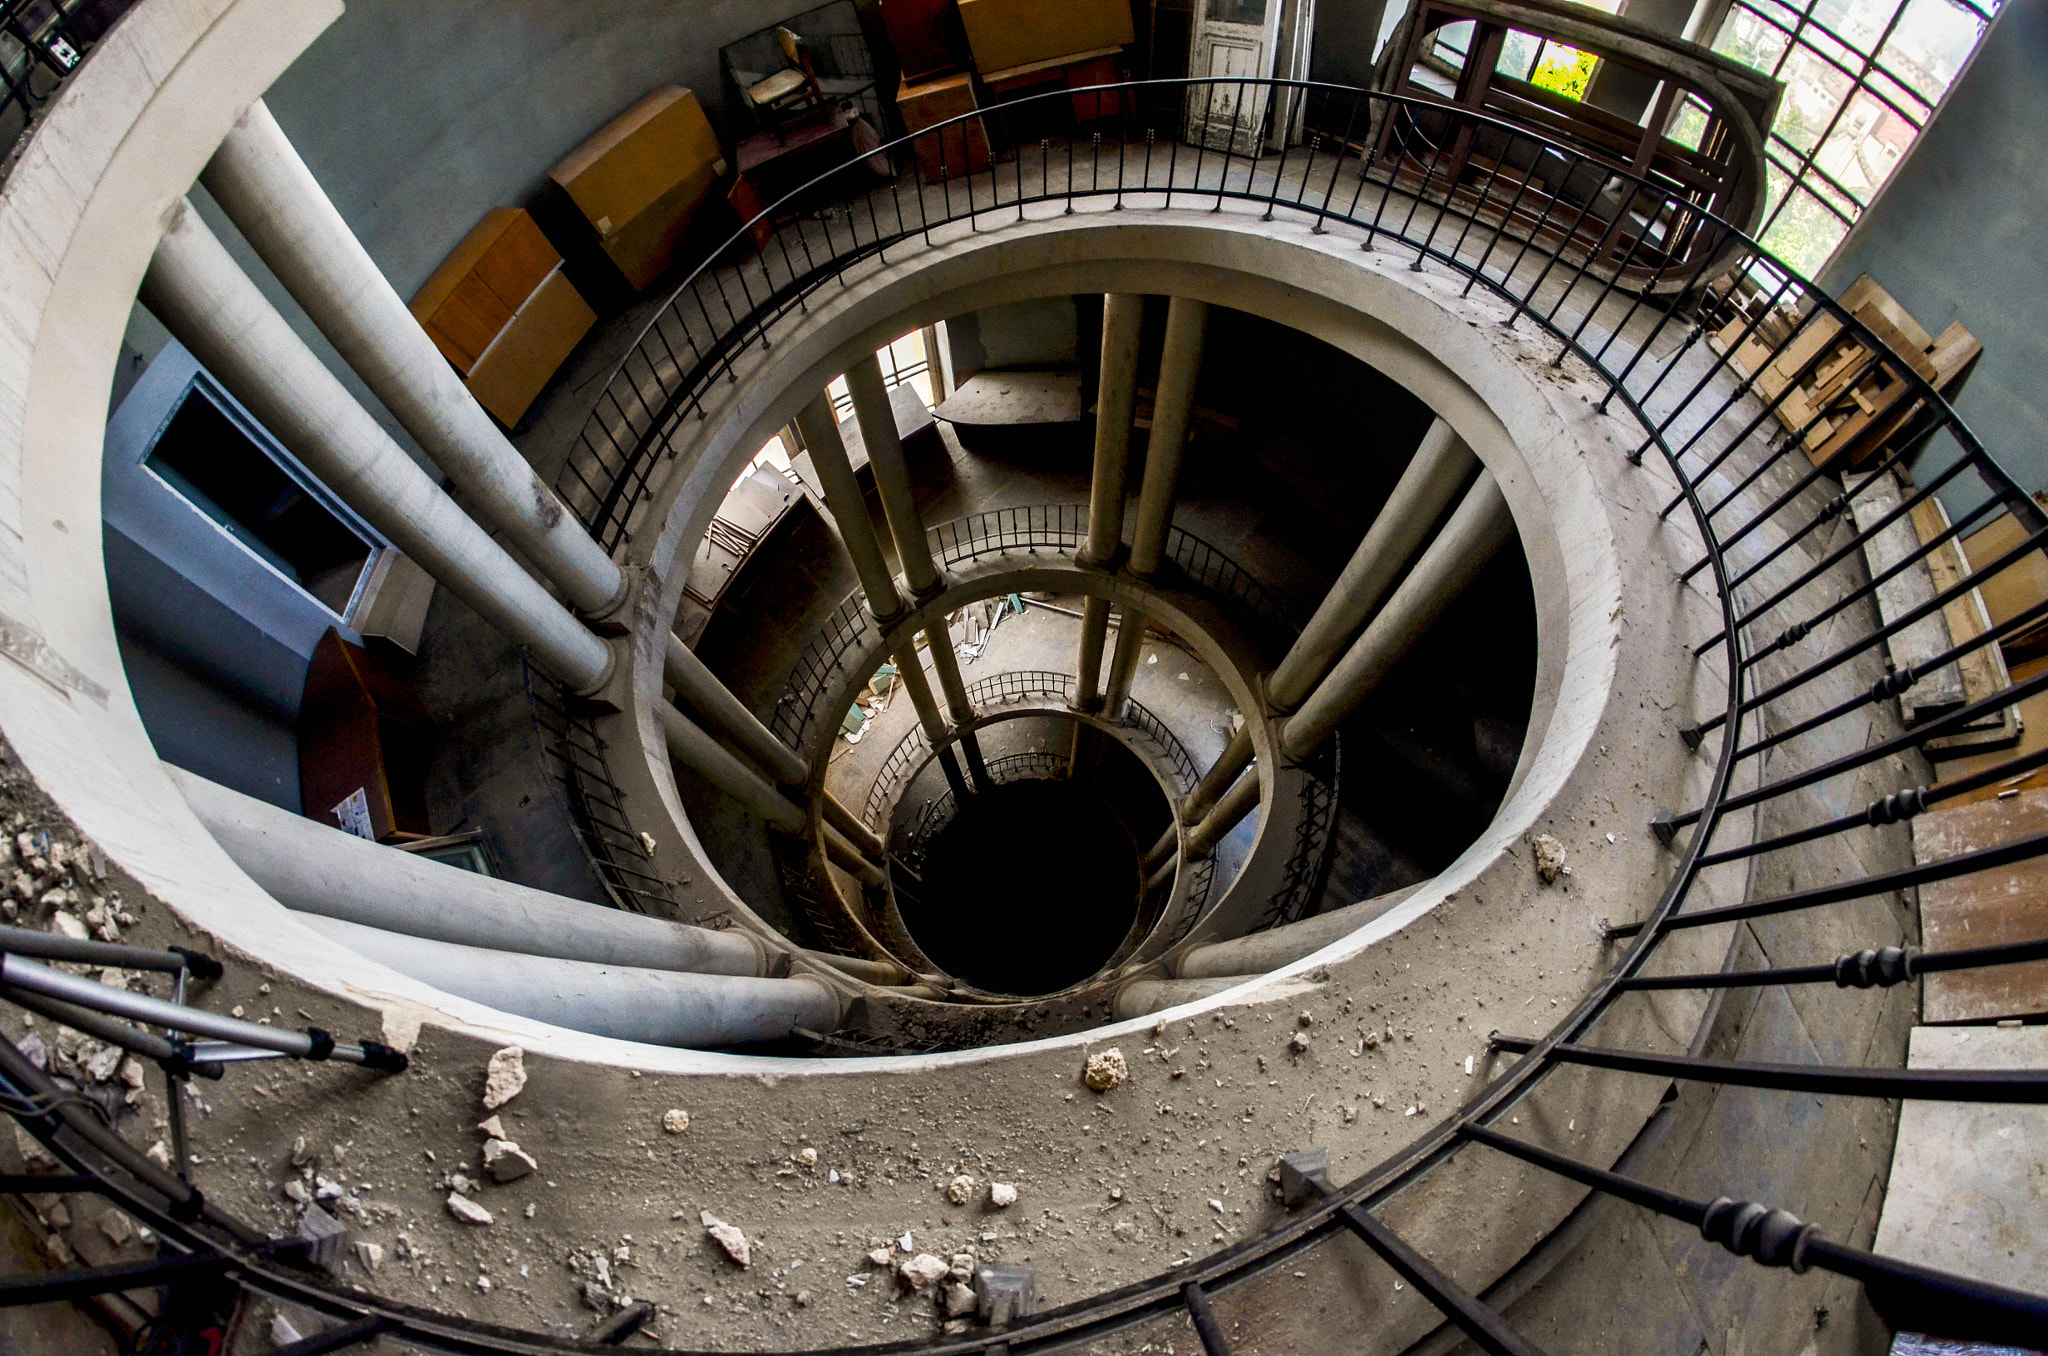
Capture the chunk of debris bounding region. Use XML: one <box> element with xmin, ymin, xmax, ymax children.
<box><xmin>1298</xmin><ymin>1012</ymin><xmax>1314</xmax><ymax>1027</ymax></box>
<box><xmin>948</xmin><ymin>1252</ymin><xmax>976</xmax><ymax>1283</ymax></box>
<box><xmin>1111</xmin><ymin>1220</ymin><xmax>1136</xmax><ymax>1242</ymax></box>
<box><xmin>945</xmin><ymin>1174</ymin><xmax>976</xmax><ymax>1206</ymax></box>
<box><xmin>1289</xmin><ymin>1031</ymin><xmax>1311</xmax><ymax>1053</ymax></box>
<box><xmin>661</xmin><ymin>1108</ymin><xmax>691</xmax><ymax>1135</ymax></box>
<box><xmin>1530</xmin><ymin>833</ymin><xmax>1567</xmax><ymax>885</ymax></box>
<box><xmin>98</xmin><ymin>1209</ymin><xmax>134</xmax><ymax>1247</ymax></box>
<box><xmin>798</xmin><ymin>1147</ymin><xmax>817</xmax><ymax>1168</ymax></box>
<box><xmin>702</xmin><ymin>1212</ymin><xmax>750</xmax><ymax>1267</ymax></box>
<box><xmin>49</xmin><ymin>912</ymin><xmax>87</xmax><ymax>942</ymax></box>
<box><xmin>476</xmin><ymin>1115</ymin><xmax>506</xmax><ymax>1140</ymax></box>
<box><xmin>482</xmin><ymin>1139</ymin><xmax>537</xmax><ymax>1184</ymax></box>
<box><xmin>943</xmin><ymin>1282</ymin><xmax>977</xmax><ymax>1317</ymax></box>
<box><xmin>482</xmin><ymin>1047</ymin><xmax>526</xmax><ymax>1111</ymax></box>
<box><xmin>988</xmin><ymin>1182</ymin><xmax>1018</xmax><ymax>1209</ymax></box>
<box><xmin>867</xmin><ymin>1247</ymin><xmax>892</xmax><ymax>1268</ymax></box>
<box><xmin>355</xmin><ymin>1240</ymin><xmax>384</xmax><ymax>1271</ymax></box>
<box><xmin>897</xmin><ymin>1252</ymin><xmax>949</xmax><ymax>1291</ymax></box>
<box><xmin>446</xmin><ymin>1193</ymin><xmax>493</xmax><ymax>1226</ymax></box>
<box><xmin>1083</xmin><ymin>1048</ymin><xmax>1129</xmax><ymax>1092</ymax></box>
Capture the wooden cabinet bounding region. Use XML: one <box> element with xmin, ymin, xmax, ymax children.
<box><xmin>896</xmin><ymin>71</ymin><xmax>989</xmax><ymax>180</ymax></box>
<box><xmin>298</xmin><ymin>628</ymin><xmax>435</xmax><ymax>843</ymax></box>
<box><xmin>547</xmin><ymin>86</ymin><xmax>728</xmax><ymax>292</ymax></box>
<box><xmin>410</xmin><ymin>208</ymin><xmax>597</xmax><ymax>427</ymax></box>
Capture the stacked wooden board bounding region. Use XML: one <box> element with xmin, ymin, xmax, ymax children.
<box><xmin>1710</xmin><ymin>273</ymin><xmax>1982</xmax><ymax>471</ymax></box>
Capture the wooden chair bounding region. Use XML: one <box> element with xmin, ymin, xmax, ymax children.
<box><xmin>747</xmin><ymin>27</ymin><xmax>829</xmax><ymax>131</ymax></box>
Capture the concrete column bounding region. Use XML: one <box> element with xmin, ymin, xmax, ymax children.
<box><xmin>845</xmin><ymin>359</ymin><xmax>989</xmax><ymax>789</ymax></box>
<box><xmin>300</xmin><ymin>915</ymin><xmax>838</xmax><ymax>1048</ymax></box>
<box><xmin>893</xmin><ymin>651</ymin><xmax>972</xmax><ymax>800</ymax></box>
<box><xmin>824</xmin><ymin>824</ymin><xmax>887</xmax><ymax>889</ymax></box>
<box><xmin>1112</xmin><ymin>975</ymin><xmax>1251</xmax><ymax>1020</ymax></box>
<box><xmin>1185</xmin><ymin>766</ymin><xmax>1260</xmax><ymax>858</ymax></box>
<box><xmin>664</xmin><ymin>633</ymin><xmax>806</xmax><ymax>786</ymax></box>
<box><xmin>1180</xmin><ymin>419</ymin><xmax>1475</xmax><ymax>821</ymax></box>
<box><xmin>1101</xmin><ymin>607</ymin><xmax>1150</xmax><ymax>717</ymax></box>
<box><xmin>663</xmin><ymin>632</ymin><xmax>876</xmax><ymax>848</ymax></box>
<box><xmin>821</xmin><ymin>795</ymin><xmax>886</xmax><ymax>861</ymax></box>
<box><xmin>172</xmin><ymin>768</ymin><xmax>768</xmax><ymax>976</ymax></box>
<box><xmin>202</xmin><ymin>101</ymin><xmax>626</xmax><ymax>618</ymax></box>
<box><xmin>1127</xmin><ymin>297</ymin><xmax>1209</xmax><ymax>577</ymax></box>
<box><xmin>796</xmin><ymin>392</ymin><xmax>904</xmax><ymax>621</ymax></box>
<box><xmin>140</xmin><ymin>200</ymin><xmax>613</xmax><ymax>694</ymax></box>
<box><xmin>1267</xmin><ymin>419</ymin><xmax>1479</xmax><ymax>710</ymax></box>
<box><xmin>1176</xmin><ymin>882</ymin><xmax>1428</xmax><ymax>979</ymax></box>
<box><xmin>658</xmin><ymin>702</ymin><xmax>806</xmax><ymax>834</ymax></box>
<box><xmin>845</xmin><ymin>355</ymin><xmax>939</xmax><ymax>598</ymax></box>
<box><xmin>1074</xmin><ymin>294</ymin><xmax>1146</xmax><ymax>710</ymax></box>
<box><xmin>1182</xmin><ymin>475</ymin><xmax>1512</xmax><ymax>852</ymax></box>
<box><xmin>1281</xmin><ymin>472</ymin><xmax>1513</xmax><ymax>759</ymax></box>
<box><xmin>796</xmin><ymin>391</ymin><xmax>971</xmax><ymax>799</ymax></box>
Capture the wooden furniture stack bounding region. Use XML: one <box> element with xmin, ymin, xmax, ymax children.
<box><xmin>882</xmin><ymin>0</ymin><xmax>989</xmax><ymax>181</ymax></box>
<box><xmin>298</xmin><ymin>628</ymin><xmax>435</xmax><ymax>843</ymax></box>
<box><xmin>545</xmin><ymin>86</ymin><xmax>727</xmax><ymax>293</ymax></box>
<box><xmin>958</xmin><ymin>0</ymin><xmax>1132</xmax><ymax>123</ymax></box>
<box><xmin>1711</xmin><ymin>273</ymin><xmax>1983</xmax><ymax>472</ymax></box>
<box><xmin>409</xmin><ymin>208</ymin><xmax>596</xmax><ymax>428</ymax></box>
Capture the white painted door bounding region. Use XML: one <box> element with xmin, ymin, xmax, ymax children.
<box><xmin>1185</xmin><ymin>0</ymin><xmax>1283</xmax><ymax>156</ymax></box>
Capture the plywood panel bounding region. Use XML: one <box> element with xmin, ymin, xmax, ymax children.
<box><xmin>1912</xmin><ymin>785</ymin><xmax>2048</xmax><ymax>1021</ymax></box>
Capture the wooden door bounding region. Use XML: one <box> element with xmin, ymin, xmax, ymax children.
<box><xmin>1184</xmin><ymin>0</ymin><xmax>1282</xmax><ymax>155</ymax></box>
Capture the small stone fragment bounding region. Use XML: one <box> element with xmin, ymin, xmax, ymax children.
<box><xmin>282</xmin><ymin>1179</ymin><xmax>312</xmax><ymax>1206</ymax></box>
<box><xmin>355</xmin><ymin>1241</ymin><xmax>384</xmax><ymax>1271</ymax></box>
<box><xmin>1289</xmin><ymin>1031</ymin><xmax>1311</xmax><ymax>1053</ymax></box>
<box><xmin>476</xmin><ymin>1115</ymin><xmax>506</xmax><ymax>1140</ymax></box>
<box><xmin>794</xmin><ymin>1289</ymin><xmax>812</xmax><ymax>1308</ymax></box>
<box><xmin>1298</xmin><ymin>1011</ymin><xmax>1314</xmax><ymax>1026</ymax></box>
<box><xmin>1111</xmin><ymin>1220</ymin><xmax>1136</xmax><ymax>1242</ymax></box>
<box><xmin>867</xmin><ymin>1247</ymin><xmax>892</xmax><ymax>1268</ymax></box>
<box><xmin>798</xmin><ymin>1146</ymin><xmax>817</xmax><ymax>1167</ymax></box>
<box><xmin>482</xmin><ymin>1047</ymin><xmax>526</xmax><ymax>1110</ymax></box>
<box><xmin>945</xmin><ymin>1174</ymin><xmax>975</xmax><ymax>1206</ymax></box>
<box><xmin>49</xmin><ymin>912</ymin><xmax>87</xmax><ymax>941</ymax></box>
<box><xmin>446</xmin><ymin>1193</ymin><xmax>493</xmax><ymax>1226</ymax></box>
<box><xmin>98</xmin><ymin>1209</ymin><xmax>134</xmax><ymax>1246</ymax></box>
<box><xmin>482</xmin><ymin>1139</ymin><xmax>537</xmax><ymax>1183</ymax></box>
<box><xmin>943</xmin><ymin>1281</ymin><xmax>977</xmax><ymax>1317</ymax></box>
<box><xmin>702</xmin><ymin>1212</ymin><xmax>750</xmax><ymax>1267</ymax></box>
<box><xmin>1083</xmin><ymin>1048</ymin><xmax>1128</xmax><ymax>1092</ymax></box>
<box><xmin>661</xmin><ymin>1108</ymin><xmax>691</xmax><ymax>1135</ymax></box>
<box><xmin>271</xmin><ymin>1314</ymin><xmax>303</xmax><ymax>1347</ymax></box>
<box><xmin>145</xmin><ymin>1140</ymin><xmax>171</xmax><ymax>1170</ymax></box>
<box><xmin>988</xmin><ymin>1182</ymin><xmax>1018</xmax><ymax>1209</ymax></box>
<box><xmin>1530</xmin><ymin>833</ymin><xmax>1567</xmax><ymax>885</ymax></box>
<box><xmin>897</xmin><ymin>1252</ymin><xmax>949</xmax><ymax>1291</ymax></box>
<box><xmin>948</xmin><ymin>1252</ymin><xmax>975</xmax><ymax>1283</ymax></box>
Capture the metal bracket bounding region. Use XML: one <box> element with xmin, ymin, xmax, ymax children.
<box><xmin>974</xmin><ymin>1264</ymin><xmax>1036</xmax><ymax>1326</ymax></box>
<box><xmin>1275</xmin><ymin>1148</ymin><xmax>1331</xmax><ymax>1208</ymax></box>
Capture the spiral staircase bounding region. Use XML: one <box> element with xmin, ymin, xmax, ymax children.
<box><xmin>0</xmin><ymin>3</ymin><xmax>2041</xmax><ymax>1354</ymax></box>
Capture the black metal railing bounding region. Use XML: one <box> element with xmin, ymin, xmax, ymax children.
<box><xmin>773</xmin><ymin>505</ymin><xmax>1299</xmax><ymax>759</ymax></box>
<box><xmin>11</xmin><ymin>74</ymin><xmax>2048</xmax><ymax>1356</ymax></box>
<box><xmin>0</xmin><ymin>0</ymin><xmax>129</xmax><ymax>166</ymax></box>
<box><xmin>524</xmin><ymin>660</ymin><xmax>683</xmax><ymax>916</ymax></box>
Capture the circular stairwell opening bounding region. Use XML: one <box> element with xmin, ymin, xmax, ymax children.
<box><xmin>892</xmin><ymin>714</ymin><xmax>1174</xmax><ymax>994</ymax></box>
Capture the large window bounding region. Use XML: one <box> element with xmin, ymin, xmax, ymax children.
<box><xmin>1697</xmin><ymin>0</ymin><xmax>1997</xmax><ymax>274</ymax></box>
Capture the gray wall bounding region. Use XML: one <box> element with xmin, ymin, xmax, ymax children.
<box><xmin>263</xmin><ymin>0</ymin><xmax>838</xmax><ymax>299</ymax></box>
<box><xmin>102</xmin><ymin>344</ymin><xmax>379</xmax><ymax>813</ymax></box>
<box><xmin>1822</xmin><ymin>0</ymin><xmax>2048</xmax><ymax>495</ymax></box>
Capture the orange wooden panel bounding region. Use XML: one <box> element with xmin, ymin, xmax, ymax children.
<box><xmin>1913</xmin><ymin>785</ymin><xmax>2048</xmax><ymax>1021</ymax></box>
